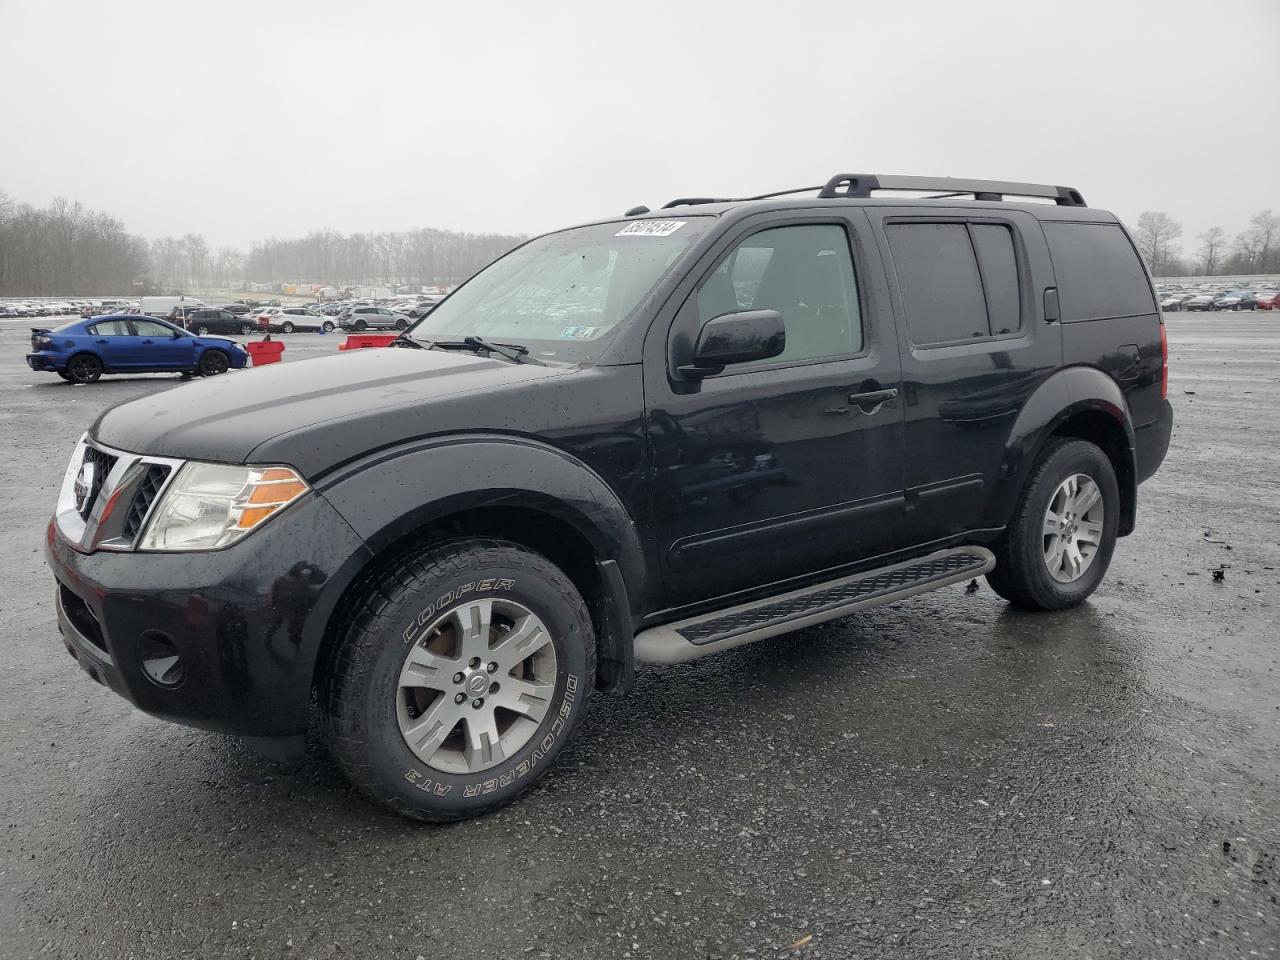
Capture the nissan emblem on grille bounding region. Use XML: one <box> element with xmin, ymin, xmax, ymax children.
<box><xmin>73</xmin><ymin>460</ymin><xmax>97</xmax><ymax>516</ymax></box>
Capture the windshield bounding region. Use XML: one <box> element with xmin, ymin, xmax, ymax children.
<box><xmin>409</xmin><ymin>218</ymin><xmax>706</xmax><ymax>361</ymax></box>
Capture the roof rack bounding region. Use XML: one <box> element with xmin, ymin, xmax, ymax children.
<box><xmin>655</xmin><ymin>174</ymin><xmax>1086</xmax><ymax>211</ymax></box>
<box><xmin>818</xmin><ymin>173</ymin><xmax>1086</xmax><ymax>206</ymax></box>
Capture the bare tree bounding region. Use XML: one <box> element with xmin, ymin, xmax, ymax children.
<box><xmin>1197</xmin><ymin>227</ymin><xmax>1227</xmax><ymax>276</ymax></box>
<box><xmin>1134</xmin><ymin>212</ymin><xmax>1182</xmax><ymax>275</ymax></box>
<box><xmin>1249</xmin><ymin>210</ymin><xmax>1279</xmax><ymax>271</ymax></box>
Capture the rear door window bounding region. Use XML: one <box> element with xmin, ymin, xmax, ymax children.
<box><xmin>1042</xmin><ymin>222</ymin><xmax>1155</xmax><ymax>321</ymax></box>
<box><xmin>88</xmin><ymin>320</ymin><xmax>131</xmax><ymax>336</ymax></box>
<box><xmin>886</xmin><ymin>223</ymin><xmax>990</xmax><ymax>344</ymax></box>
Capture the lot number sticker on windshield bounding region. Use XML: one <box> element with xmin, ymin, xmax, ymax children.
<box><xmin>615</xmin><ymin>220</ymin><xmax>687</xmax><ymax>238</ymax></box>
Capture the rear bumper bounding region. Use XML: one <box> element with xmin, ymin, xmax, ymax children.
<box><xmin>1134</xmin><ymin>398</ymin><xmax>1174</xmax><ymax>485</ymax></box>
<box><xmin>46</xmin><ymin>492</ymin><xmax>374</xmax><ymax>739</ymax></box>
<box><xmin>26</xmin><ymin>353</ymin><xmax>61</xmax><ymax>371</ymax></box>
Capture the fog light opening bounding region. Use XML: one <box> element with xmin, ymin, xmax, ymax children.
<box><xmin>138</xmin><ymin>631</ymin><xmax>185</xmax><ymax>688</ymax></box>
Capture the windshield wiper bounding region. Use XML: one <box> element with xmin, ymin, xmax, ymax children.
<box><xmin>430</xmin><ymin>337</ymin><xmax>545</xmax><ymax>365</ymax></box>
<box><xmin>389</xmin><ymin>333</ymin><xmax>430</xmax><ymax>349</ymax></box>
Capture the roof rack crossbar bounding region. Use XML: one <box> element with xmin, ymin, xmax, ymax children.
<box><xmin>819</xmin><ymin>174</ymin><xmax>1086</xmax><ymax>207</ymax></box>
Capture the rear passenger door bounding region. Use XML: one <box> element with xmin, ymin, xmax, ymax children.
<box><xmin>866</xmin><ymin>208</ymin><xmax>1060</xmax><ymax>545</ymax></box>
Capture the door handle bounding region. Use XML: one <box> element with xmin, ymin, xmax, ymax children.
<box><xmin>95</xmin><ymin>339</ymin><xmax>108</xmax><ymax>344</ymax></box>
<box><xmin>141</xmin><ymin>339</ymin><xmax>154</xmax><ymax>344</ymax></box>
<box><xmin>848</xmin><ymin>388</ymin><xmax>898</xmax><ymax>405</ymax></box>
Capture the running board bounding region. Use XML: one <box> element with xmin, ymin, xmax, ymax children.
<box><xmin>634</xmin><ymin>546</ymin><xmax>995</xmax><ymax>665</ymax></box>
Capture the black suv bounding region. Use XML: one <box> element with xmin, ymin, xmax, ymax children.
<box><xmin>184</xmin><ymin>308</ymin><xmax>258</xmax><ymax>336</ymax></box>
<box><xmin>46</xmin><ymin>174</ymin><xmax>1172</xmax><ymax>821</ymax></box>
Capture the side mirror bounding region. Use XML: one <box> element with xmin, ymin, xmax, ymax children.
<box><xmin>680</xmin><ymin>309</ymin><xmax>785</xmax><ymax>377</ymax></box>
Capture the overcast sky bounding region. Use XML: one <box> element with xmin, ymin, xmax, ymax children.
<box><xmin>2</xmin><ymin>0</ymin><xmax>1277</xmax><ymax>253</ymax></box>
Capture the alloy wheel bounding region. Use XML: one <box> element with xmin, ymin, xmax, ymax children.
<box><xmin>1043</xmin><ymin>473</ymin><xmax>1105</xmax><ymax>583</ymax></box>
<box><xmin>396</xmin><ymin>598</ymin><xmax>557</xmax><ymax>775</ymax></box>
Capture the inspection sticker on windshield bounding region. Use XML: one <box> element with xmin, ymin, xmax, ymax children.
<box><xmin>615</xmin><ymin>220</ymin><xmax>687</xmax><ymax>238</ymax></box>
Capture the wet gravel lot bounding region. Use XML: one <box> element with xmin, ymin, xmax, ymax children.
<box><xmin>0</xmin><ymin>316</ymin><xmax>1277</xmax><ymax>959</ymax></box>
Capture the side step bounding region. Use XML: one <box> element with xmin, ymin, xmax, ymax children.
<box><xmin>634</xmin><ymin>546</ymin><xmax>995</xmax><ymax>665</ymax></box>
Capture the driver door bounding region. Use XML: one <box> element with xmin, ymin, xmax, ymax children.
<box><xmin>643</xmin><ymin>216</ymin><xmax>905</xmax><ymax>607</ymax></box>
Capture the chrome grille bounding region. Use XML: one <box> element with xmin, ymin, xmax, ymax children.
<box><xmin>122</xmin><ymin>464</ymin><xmax>171</xmax><ymax>540</ymax></box>
<box><xmin>77</xmin><ymin>446</ymin><xmax>118</xmax><ymax>520</ymax></box>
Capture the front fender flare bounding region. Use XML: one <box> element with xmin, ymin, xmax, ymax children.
<box><xmin>315</xmin><ymin>436</ymin><xmax>647</xmax><ymax>667</ymax></box>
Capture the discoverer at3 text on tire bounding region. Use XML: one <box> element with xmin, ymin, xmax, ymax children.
<box><xmin>322</xmin><ymin>538</ymin><xmax>595</xmax><ymax>822</ymax></box>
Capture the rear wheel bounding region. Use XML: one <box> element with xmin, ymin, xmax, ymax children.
<box><xmin>66</xmin><ymin>353</ymin><xmax>102</xmax><ymax>384</ymax></box>
<box><xmin>986</xmin><ymin>438</ymin><xmax>1119</xmax><ymax>611</ymax></box>
<box><xmin>354</xmin><ymin>319</ymin><xmax>368</xmax><ymax>331</ymax></box>
<box><xmin>281</xmin><ymin>321</ymin><xmax>295</xmax><ymax>334</ymax></box>
<box><xmin>240</xmin><ymin>323</ymin><xmax>254</xmax><ymax>335</ymax></box>
<box><xmin>57</xmin><ymin>370</ymin><xmax>75</xmax><ymax>382</ymax></box>
<box><xmin>394</xmin><ymin>318</ymin><xmax>408</xmax><ymax>330</ymax></box>
<box><xmin>322</xmin><ymin>538</ymin><xmax>595</xmax><ymax>821</ymax></box>
<box><xmin>322</xmin><ymin>321</ymin><xmax>335</xmax><ymax>333</ymax></box>
<box><xmin>197</xmin><ymin>349</ymin><xmax>230</xmax><ymax>376</ymax></box>
<box><xmin>196</xmin><ymin>325</ymin><xmax>210</xmax><ymax>335</ymax></box>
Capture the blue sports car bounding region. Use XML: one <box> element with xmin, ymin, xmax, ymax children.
<box><xmin>26</xmin><ymin>315</ymin><xmax>249</xmax><ymax>384</ymax></box>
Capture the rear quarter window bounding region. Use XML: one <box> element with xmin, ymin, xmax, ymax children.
<box><xmin>1043</xmin><ymin>222</ymin><xmax>1155</xmax><ymax>321</ymax></box>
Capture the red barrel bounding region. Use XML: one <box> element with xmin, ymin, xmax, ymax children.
<box><xmin>338</xmin><ymin>334</ymin><xmax>398</xmax><ymax>351</ymax></box>
<box><xmin>246</xmin><ymin>340</ymin><xmax>285</xmax><ymax>366</ymax></box>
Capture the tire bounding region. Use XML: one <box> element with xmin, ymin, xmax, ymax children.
<box><xmin>57</xmin><ymin>370</ymin><xmax>75</xmax><ymax>382</ymax></box>
<box><xmin>322</xmin><ymin>321</ymin><xmax>335</xmax><ymax>333</ymax></box>
<box><xmin>281</xmin><ymin>321</ymin><xmax>295</xmax><ymax>334</ymax></box>
<box><xmin>196</xmin><ymin>325</ymin><xmax>210</xmax><ymax>336</ymax></box>
<box><xmin>394</xmin><ymin>318</ymin><xmax>408</xmax><ymax>330</ymax></box>
<box><xmin>354</xmin><ymin>319</ymin><xmax>368</xmax><ymax>332</ymax></box>
<box><xmin>240</xmin><ymin>323</ymin><xmax>254</xmax><ymax>335</ymax></box>
<box><xmin>197</xmin><ymin>349</ymin><xmax>230</xmax><ymax>376</ymax></box>
<box><xmin>66</xmin><ymin>353</ymin><xmax>103</xmax><ymax>384</ymax></box>
<box><xmin>985</xmin><ymin>438</ymin><xmax>1120</xmax><ymax>611</ymax></box>
<box><xmin>322</xmin><ymin>538</ymin><xmax>595</xmax><ymax>822</ymax></box>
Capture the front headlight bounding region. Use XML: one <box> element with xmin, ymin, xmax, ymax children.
<box><xmin>139</xmin><ymin>462</ymin><xmax>309</xmax><ymax>551</ymax></box>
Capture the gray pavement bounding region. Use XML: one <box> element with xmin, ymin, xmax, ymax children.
<box><xmin>0</xmin><ymin>317</ymin><xmax>1277</xmax><ymax>959</ymax></box>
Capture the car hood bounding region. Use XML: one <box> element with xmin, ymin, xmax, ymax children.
<box><xmin>91</xmin><ymin>347</ymin><xmax>574</xmax><ymax>475</ymax></box>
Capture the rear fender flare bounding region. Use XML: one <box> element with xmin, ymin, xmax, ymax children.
<box><xmin>986</xmin><ymin>366</ymin><xmax>1136</xmax><ymax>531</ymax></box>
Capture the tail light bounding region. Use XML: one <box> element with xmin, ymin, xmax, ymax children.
<box><xmin>1159</xmin><ymin>321</ymin><xmax>1168</xmax><ymax>400</ymax></box>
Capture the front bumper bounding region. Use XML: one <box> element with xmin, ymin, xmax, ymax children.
<box><xmin>47</xmin><ymin>491</ymin><xmax>373</xmax><ymax>738</ymax></box>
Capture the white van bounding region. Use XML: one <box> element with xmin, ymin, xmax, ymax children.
<box><xmin>138</xmin><ymin>296</ymin><xmax>208</xmax><ymax>317</ymax></box>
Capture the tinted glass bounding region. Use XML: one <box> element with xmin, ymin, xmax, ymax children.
<box><xmin>1043</xmin><ymin>222</ymin><xmax>1155</xmax><ymax>321</ymax></box>
<box><xmin>132</xmin><ymin>320</ymin><xmax>175</xmax><ymax>337</ymax></box>
<box><xmin>970</xmin><ymin>224</ymin><xmax>1020</xmax><ymax>335</ymax></box>
<box><xmin>697</xmin><ymin>224</ymin><xmax>862</xmax><ymax>365</ymax></box>
<box><xmin>887</xmin><ymin>223</ymin><xmax>988</xmax><ymax>344</ymax></box>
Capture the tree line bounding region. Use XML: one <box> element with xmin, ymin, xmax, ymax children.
<box><xmin>1133</xmin><ymin>209</ymin><xmax>1280</xmax><ymax>278</ymax></box>
<box><xmin>0</xmin><ymin>190</ymin><xmax>526</xmax><ymax>296</ymax></box>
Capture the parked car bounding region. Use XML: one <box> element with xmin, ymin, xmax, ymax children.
<box><xmin>184</xmin><ymin>308</ymin><xmax>259</xmax><ymax>336</ymax></box>
<box><xmin>1183</xmin><ymin>293</ymin><xmax>1219</xmax><ymax>311</ymax></box>
<box><xmin>26</xmin><ymin>315</ymin><xmax>247</xmax><ymax>383</ymax></box>
<box><xmin>263</xmin><ymin>306</ymin><xmax>336</xmax><ymax>334</ymax></box>
<box><xmin>406</xmin><ymin>298</ymin><xmax>442</xmax><ymax>319</ymax></box>
<box><xmin>221</xmin><ymin>302</ymin><xmax>255</xmax><ymax>317</ymax></box>
<box><xmin>337</xmin><ymin>305</ymin><xmax>412</xmax><ymax>330</ymax></box>
<box><xmin>1255</xmin><ymin>291</ymin><xmax>1280</xmax><ymax>311</ymax></box>
<box><xmin>1159</xmin><ymin>295</ymin><xmax>1184</xmax><ymax>312</ymax></box>
<box><xmin>44</xmin><ymin>173</ymin><xmax>1172</xmax><ymax>822</ymax></box>
<box><xmin>1214</xmin><ymin>291</ymin><xmax>1257</xmax><ymax>311</ymax></box>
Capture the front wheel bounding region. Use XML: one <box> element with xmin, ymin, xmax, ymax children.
<box><xmin>196</xmin><ymin>325</ymin><xmax>210</xmax><ymax>336</ymax></box>
<box><xmin>281</xmin><ymin>321</ymin><xmax>295</xmax><ymax>334</ymax></box>
<box><xmin>394</xmin><ymin>318</ymin><xmax>408</xmax><ymax>330</ymax></box>
<box><xmin>197</xmin><ymin>349</ymin><xmax>230</xmax><ymax>376</ymax></box>
<box><xmin>353</xmin><ymin>319</ymin><xmax>368</xmax><ymax>331</ymax></box>
<box><xmin>322</xmin><ymin>321</ymin><xmax>335</xmax><ymax>333</ymax></box>
<box><xmin>986</xmin><ymin>438</ymin><xmax>1119</xmax><ymax>611</ymax></box>
<box><xmin>240</xmin><ymin>323</ymin><xmax>254</xmax><ymax>335</ymax></box>
<box><xmin>322</xmin><ymin>538</ymin><xmax>595</xmax><ymax>822</ymax></box>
